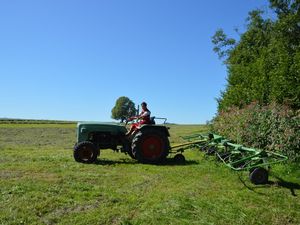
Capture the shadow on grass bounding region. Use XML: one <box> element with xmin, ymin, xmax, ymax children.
<box><xmin>238</xmin><ymin>174</ymin><xmax>269</xmax><ymax>196</ymax></box>
<box><xmin>155</xmin><ymin>158</ymin><xmax>199</xmax><ymax>166</ymax></box>
<box><xmin>94</xmin><ymin>157</ymin><xmax>199</xmax><ymax>166</ymax></box>
<box><xmin>268</xmin><ymin>175</ymin><xmax>300</xmax><ymax>197</ymax></box>
<box><xmin>238</xmin><ymin>173</ymin><xmax>300</xmax><ymax>197</ymax></box>
<box><xmin>94</xmin><ymin>158</ymin><xmax>138</xmax><ymax>165</ymax></box>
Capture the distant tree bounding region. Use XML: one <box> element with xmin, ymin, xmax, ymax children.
<box><xmin>111</xmin><ymin>96</ymin><xmax>136</xmax><ymax>122</ymax></box>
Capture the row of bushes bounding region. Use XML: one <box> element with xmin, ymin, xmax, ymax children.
<box><xmin>211</xmin><ymin>102</ymin><xmax>299</xmax><ymax>161</ymax></box>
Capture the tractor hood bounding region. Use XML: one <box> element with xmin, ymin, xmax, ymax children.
<box><xmin>76</xmin><ymin>122</ymin><xmax>127</xmax><ymax>142</ymax></box>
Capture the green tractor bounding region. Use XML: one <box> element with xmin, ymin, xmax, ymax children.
<box><xmin>73</xmin><ymin>118</ymin><xmax>171</xmax><ymax>164</ymax></box>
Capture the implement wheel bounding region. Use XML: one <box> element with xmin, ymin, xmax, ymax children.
<box><xmin>249</xmin><ymin>167</ymin><xmax>269</xmax><ymax>185</ymax></box>
<box><xmin>74</xmin><ymin>141</ymin><xmax>98</xmax><ymax>163</ymax></box>
<box><xmin>174</xmin><ymin>154</ymin><xmax>185</xmax><ymax>164</ymax></box>
<box><xmin>132</xmin><ymin>129</ymin><xmax>169</xmax><ymax>164</ymax></box>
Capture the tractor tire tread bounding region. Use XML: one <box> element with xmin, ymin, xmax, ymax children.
<box><xmin>131</xmin><ymin>128</ymin><xmax>170</xmax><ymax>164</ymax></box>
<box><xmin>73</xmin><ymin>141</ymin><xmax>98</xmax><ymax>164</ymax></box>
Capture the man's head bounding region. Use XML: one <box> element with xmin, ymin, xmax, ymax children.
<box><xmin>141</xmin><ymin>102</ymin><xmax>147</xmax><ymax>109</ymax></box>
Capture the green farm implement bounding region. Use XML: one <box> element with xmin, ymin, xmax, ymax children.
<box><xmin>176</xmin><ymin>133</ymin><xmax>288</xmax><ymax>184</ymax></box>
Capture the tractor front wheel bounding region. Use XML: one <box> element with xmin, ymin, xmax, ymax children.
<box><xmin>74</xmin><ymin>141</ymin><xmax>98</xmax><ymax>163</ymax></box>
<box><xmin>132</xmin><ymin>129</ymin><xmax>169</xmax><ymax>164</ymax></box>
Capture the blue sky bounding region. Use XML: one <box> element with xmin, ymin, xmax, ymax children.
<box><xmin>0</xmin><ymin>0</ymin><xmax>271</xmax><ymax>124</ymax></box>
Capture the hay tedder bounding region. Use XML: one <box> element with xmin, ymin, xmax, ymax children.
<box><xmin>173</xmin><ymin>133</ymin><xmax>288</xmax><ymax>184</ymax></box>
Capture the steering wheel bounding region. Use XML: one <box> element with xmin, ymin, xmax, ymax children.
<box><xmin>125</xmin><ymin>118</ymin><xmax>129</xmax><ymax>125</ymax></box>
<box><xmin>125</xmin><ymin>116</ymin><xmax>140</xmax><ymax>125</ymax></box>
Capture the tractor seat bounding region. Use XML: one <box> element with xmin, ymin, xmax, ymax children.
<box><xmin>150</xmin><ymin>117</ymin><xmax>156</xmax><ymax>125</ymax></box>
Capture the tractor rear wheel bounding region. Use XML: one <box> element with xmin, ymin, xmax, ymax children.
<box><xmin>132</xmin><ymin>129</ymin><xmax>169</xmax><ymax>163</ymax></box>
<box><xmin>74</xmin><ymin>141</ymin><xmax>98</xmax><ymax>163</ymax></box>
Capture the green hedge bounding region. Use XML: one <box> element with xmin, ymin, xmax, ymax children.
<box><xmin>211</xmin><ymin>102</ymin><xmax>300</xmax><ymax>161</ymax></box>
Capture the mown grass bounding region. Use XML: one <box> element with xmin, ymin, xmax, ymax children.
<box><xmin>0</xmin><ymin>123</ymin><xmax>299</xmax><ymax>225</ymax></box>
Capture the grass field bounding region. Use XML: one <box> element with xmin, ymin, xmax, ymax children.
<box><xmin>0</xmin><ymin>123</ymin><xmax>299</xmax><ymax>225</ymax></box>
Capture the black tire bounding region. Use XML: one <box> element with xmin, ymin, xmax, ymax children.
<box><xmin>174</xmin><ymin>154</ymin><xmax>185</xmax><ymax>164</ymax></box>
<box><xmin>200</xmin><ymin>146</ymin><xmax>208</xmax><ymax>152</ymax></box>
<box><xmin>74</xmin><ymin>141</ymin><xmax>98</xmax><ymax>163</ymax></box>
<box><xmin>132</xmin><ymin>128</ymin><xmax>170</xmax><ymax>163</ymax></box>
<box><xmin>206</xmin><ymin>146</ymin><xmax>217</xmax><ymax>155</ymax></box>
<box><xmin>249</xmin><ymin>167</ymin><xmax>269</xmax><ymax>185</ymax></box>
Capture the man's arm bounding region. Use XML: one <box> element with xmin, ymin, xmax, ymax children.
<box><xmin>138</xmin><ymin>110</ymin><xmax>150</xmax><ymax>119</ymax></box>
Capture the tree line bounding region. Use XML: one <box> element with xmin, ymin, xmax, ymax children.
<box><xmin>212</xmin><ymin>0</ymin><xmax>300</xmax><ymax>111</ymax></box>
<box><xmin>211</xmin><ymin>0</ymin><xmax>300</xmax><ymax>161</ymax></box>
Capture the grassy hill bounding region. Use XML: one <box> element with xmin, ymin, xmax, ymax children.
<box><xmin>0</xmin><ymin>122</ymin><xmax>299</xmax><ymax>225</ymax></box>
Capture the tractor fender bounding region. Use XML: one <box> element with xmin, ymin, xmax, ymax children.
<box><xmin>138</xmin><ymin>125</ymin><xmax>170</xmax><ymax>137</ymax></box>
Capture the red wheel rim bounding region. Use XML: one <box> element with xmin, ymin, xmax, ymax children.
<box><xmin>141</xmin><ymin>135</ymin><xmax>164</xmax><ymax>159</ymax></box>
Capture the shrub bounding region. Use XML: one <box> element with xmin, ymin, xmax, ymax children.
<box><xmin>211</xmin><ymin>102</ymin><xmax>300</xmax><ymax>161</ymax></box>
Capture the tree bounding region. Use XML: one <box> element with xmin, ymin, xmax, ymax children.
<box><xmin>212</xmin><ymin>0</ymin><xmax>300</xmax><ymax>111</ymax></box>
<box><xmin>111</xmin><ymin>96</ymin><xmax>137</xmax><ymax>122</ymax></box>
<box><xmin>212</xmin><ymin>29</ymin><xmax>236</xmax><ymax>60</ymax></box>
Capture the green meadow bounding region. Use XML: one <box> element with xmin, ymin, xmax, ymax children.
<box><xmin>0</xmin><ymin>123</ymin><xmax>299</xmax><ymax>225</ymax></box>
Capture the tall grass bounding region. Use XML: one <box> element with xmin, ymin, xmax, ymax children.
<box><xmin>211</xmin><ymin>102</ymin><xmax>300</xmax><ymax>161</ymax></box>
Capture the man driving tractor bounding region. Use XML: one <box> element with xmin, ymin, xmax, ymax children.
<box><xmin>126</xmin><ymin>102</ymin><xmax>151</xmax><ymax>136</ymax></box>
